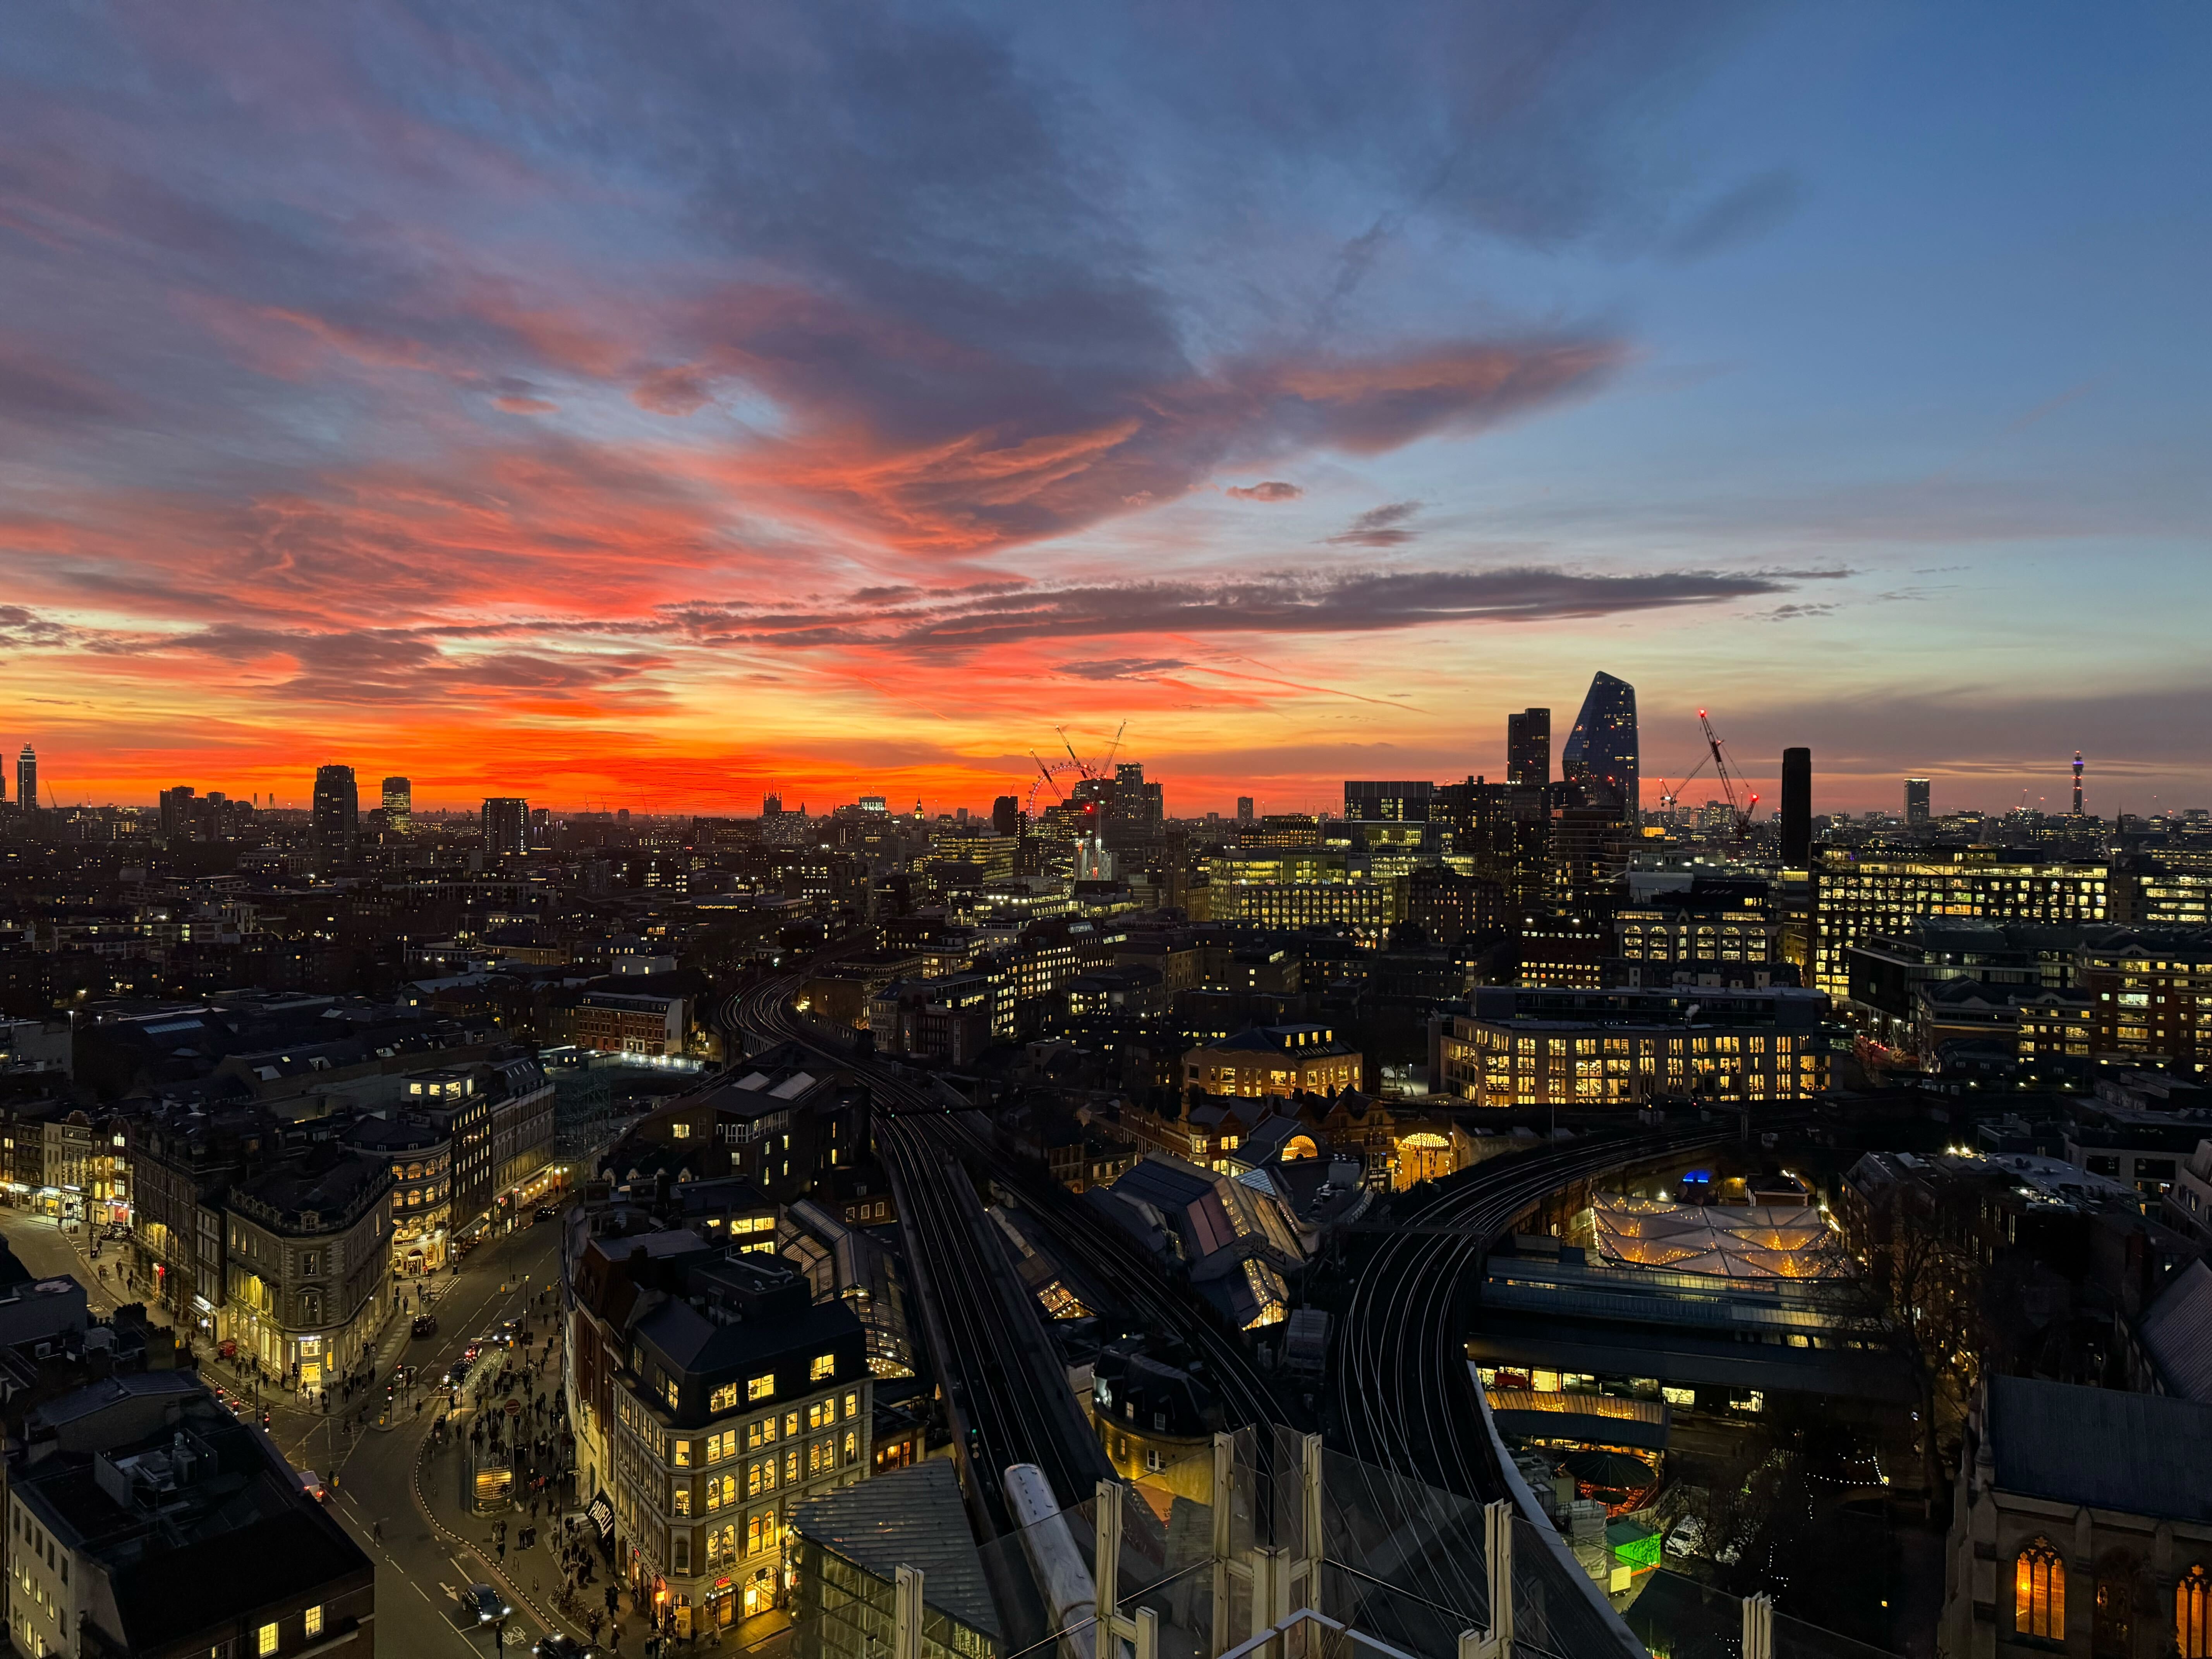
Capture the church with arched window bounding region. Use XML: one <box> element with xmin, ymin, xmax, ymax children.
<box><xmin>1942</xmin><ymin>1374</ymin><xmax>2212</xmax><ymax>1657</ymax></box>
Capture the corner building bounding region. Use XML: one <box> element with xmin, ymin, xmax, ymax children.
<box><xmin>570</xmin><ymin>1218</ymin><xmax>872</xmax><ymax>1633</ymax></box>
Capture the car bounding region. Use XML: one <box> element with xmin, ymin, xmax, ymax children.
<box><xmin>294</xmin><ymin>1469</ymin><xmax>326</xmax><ymax>1503</ymax></box>
<box><xmin>411</xmin><ymin>1314</ymin><xmax>438</xmax><ymax>1339</ymax></box>
<box><xmin>533</xmin><ymin>1205</ymin><xmax>560</xmax><ymax>1223</ymax></box>
<box><xmin>534</xmin><ymin>1636</ymin><xmax>590</xmax><ymax>1658</ymax></box>
<box><xmin>445</xmin><ymin>1359</ymin><xmax>472</xmax><ymax>1388</ymax></box>
<box><xmin>457</xmin><ymin>1584</ymin><xmax>512</xmax><ymax>1625</ymax></box>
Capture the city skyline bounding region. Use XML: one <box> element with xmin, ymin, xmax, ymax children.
<box><xmin>4</xmin><ymin>6</ymin><xmax>2209</xmax><ymax>814</ymax></box>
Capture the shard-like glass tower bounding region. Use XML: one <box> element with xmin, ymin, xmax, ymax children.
<box><xmin>1561</xmin><ymin>671</ymin><xmax>1638</xmax><ymax>818</ymax></box>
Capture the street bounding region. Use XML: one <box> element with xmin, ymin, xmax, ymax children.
<box><xmin>0</xmin><ymin>1209</ymin><xmax>595</xmax><ymax>1657</ymax></box>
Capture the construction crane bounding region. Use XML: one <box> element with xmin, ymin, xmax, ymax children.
<box><xmin>1654</xmin><ymin>751</ymin><xmax>1713</xmax><ymax>817</ymax></box>
<box><xmin>1029</xmin><ymin>723</ymin><xmax>1128</xmax><ymax>816</ymax></box>
<box><xmin>1697</xmin><ymin>708</ymin><xmax>1759</xmax><ymax>840</ymax></box>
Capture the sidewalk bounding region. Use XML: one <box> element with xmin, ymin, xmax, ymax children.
<box><xmin>412</xmin><ymin>1314</ymin><xmax>613</xmax><ymax>1650</ymax></box>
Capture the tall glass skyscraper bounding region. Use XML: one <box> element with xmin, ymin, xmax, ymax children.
<box><xmin>1561</xmin><ymin>672</ymin><xmax>1638</xmax><ymax>819</ymax></box>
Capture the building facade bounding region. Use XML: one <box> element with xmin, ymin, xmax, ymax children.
<box><xmin>1941</xmin><ymin>1375</ymin><xmax>2212</xmax><ymax>1659</ymax></box>
<box><xmin>1182</xmin><ymin>1025</ymin><xmax>1362</xmax><ymax>1103</ymax></box>
<box><xmin>222</xmin><ymin>1149</ymin><xmax>394</xmax><ymax>1389</ymax></box>
<box><xmin>569</xmin><ymin>1222</ymin><xmax>873</xmax><ymax>1633</ymax></box>
<box><xmin>1560</xmin><ymin>671</ymin><xmax>1638</xmax><ymax>819</ymax></box>
<box><xmin>1813</xmin><ymin>848</ymin><xmax>2109</xmax><ymax>1000</ymax></box>
<box><xmin>344</xmin><ymin>1113</ymin><xmax>453</xmax><ymax>1274</ymax></box>
<box><xmin>1437</xmin><ymin>986</ymin><xmax>1829</xmax><ymax>1112</ymax></box>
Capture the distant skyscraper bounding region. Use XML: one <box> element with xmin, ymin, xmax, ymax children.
<box><xmin>16</xmin><ymin>744</ymin><xmax>35</xmax><ymax>813</ymax></box>
<box><xmin>482</xmin><ymin>796</ymin><xmax>529</xmax><ymax>857</ymax></box>
<box><xmin>1506</xmin><ymin>708</ymin><xmax>1551</xmax><ymax>787</ymax></box>
<box><xmin>311</xmin><ymin>764</ymin><xmax>358</xmax><ymax>863</ymax></box>
<box><xmin>1561</xmin><ymin>673</ymin><xmax>1638</xmax><ymax>819</ymax></box>
<box><xmin>991</xmin><ymin>795</ymin><xmax>1022</xmax><ymax>836</ymax></box>
<box><xmin>381</xmin><ymin>775</ymin><xmax>412</xmax><ymax>833</ymax></box>
<box><xmin>1236</xmin><ymin>796</ymin><xmax>1254</xmax><ymax>822</ymax></box>
<box><xmin>1781</xmin><ymin>748</ymin><xmax>1812</xmax><ymax>866</ymax></box>
<box><xmin>159</xmin><ymin>785</ymin><xmax>197</xmax><ymax>841</ymax></box>
<box><xmin>1905</xmin><ymin>777</ymin><xmax>1932</xmax><ymax>826</ymax></box>
<box><xmin>2073</xmin><ymin>751</ymin><xmax>2084</xmax><ymax>816</ymax></box>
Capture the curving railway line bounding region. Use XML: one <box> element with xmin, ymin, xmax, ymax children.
<box><xmin>727</xmin><ymin>968</ymin><xmax>1736</xmax><ymax>1652</ymax></box>
<box><xmin>734</xmin><ymin>976</ymin><xmax>1110</xmax><ymax>1528</ymax></box>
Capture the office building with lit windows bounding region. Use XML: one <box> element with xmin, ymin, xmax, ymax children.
<box><xmin>380</xmin><ymin>775</ymin><xmax>411</xmax><ymax>833</ymax></box>
<box><xmin>1180</xmin><ymin>1024</ymin><xmax>1362</xmax><ymax>1103</ymax></box>
<box><xmin>1812</xmin><ymin>847</ymin><xmax>2109</xmax><ymax>1000</ymax></box>
<box><xmin>1436</xmin><ymin>985</ymin><xmax>1828</xmax><ymax>1112</ymax></box>
<box><xmin>568</xmin><ymin>1231</ymin><xmax>871</xmax><ymax>1634</ymax></box>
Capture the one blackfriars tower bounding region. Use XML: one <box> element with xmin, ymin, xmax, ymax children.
<box><xmin>1561</xmin><ymin>672</ymin><xmax>1638</xmax><ymax>819</ymax></box>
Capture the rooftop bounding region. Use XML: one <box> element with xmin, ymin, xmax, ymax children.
<box><xmin>791</xmin><ymin>1460</ymin><xmax>1000</xmax><ymax>1638</ymax></box>
<box><xmin>1986</xmin><ymin>1374</ymin><xmax>2212</xmax><ymax>1522</ymax></box>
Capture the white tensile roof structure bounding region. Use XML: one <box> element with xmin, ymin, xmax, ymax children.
<box><xmin>1590</xmin><ymin>1196</ymin><xmax>1849</xmax><ymax>1280</ymax></box>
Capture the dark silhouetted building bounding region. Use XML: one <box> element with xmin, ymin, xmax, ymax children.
<box><xmin>1561</xmin><ymin>672</ymin><xmax>1638</xmax><ymax>819</ymax></box>
<box><xmin>1506</xmin><ymin>708</ymin><xmax>1551</xmax><ymax>787</ymax></box>
<box><xmin>991</xmin><ymin>795</ymin><xmax>1022</xmax><ymax>836</ymax></box>
<box><xmin>483</xmin><ymin>795</ymin><xmax>529</xmax><ymax>857</ymax></box>
<box><xmin>311</xmin><ymin>764</ymin><xmax>358</xmax><ymax>864</ymax></box>
<box><xmin>1906</xmin><ymin>777</ymin><xmax>1932</xmax><ymax>827</ymax></box>
<box><xmin>1237</xmin><ymin>796</ymin><xmax>1254</xmax><ymax>822</ymax></box>
<box><xmin>1115</xmin><ymin>762</ymin><xmax>1164</xmax><ymax>826</ymax></box>
<box><xmin>17</xmin><ymin>743</ymin><xmax>35</xmax><ymax>814</ymax></box>
<box><xmin>1343</xmin><ymin>781</ymin><xmax>1433</xmax><ymax>822</ymax></box>
<box><xmin>1781</xmin><ymin>747</ymin><xmax>1812</xmax><ymax>866</ymax></box>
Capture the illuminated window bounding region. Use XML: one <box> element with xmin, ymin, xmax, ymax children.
<box><xmin>711</xmin><ymin>1383</ymin><xmax>738</xmax><ymax>1412</ymax></box>
<box><xmin>259</xmin><ymin>1622</ymin><xmax>280</xmax><ymax>1657</ymax></box>
<box><xmin>809</xmin><ymin>1353</ymin><xmax>835</xmax><ymax>1382</ymax></box>
<box><xmin>2016</xmin><ymin>1540</ymin><xmax>2065</xmax><ymax>1640</ymax></box>
<box><xmin>304</xmin><ymin>1606</ymin><xmax>324</xmax><ymax>1638</ymax></box>
<box><xmin>844</xmin><ymin>1391</ymin><xmax>859</xmax><ymax>1419</ymax></box>
<box><xmin>2180</xmin><ymin>1565</ymin><xmax>2211</xmax><ymax>1659</ymax></box>
<box><xmin>747</xmin><ymin>1374</ymin><xmax>775</xmax><ymax>1402</ymax></box>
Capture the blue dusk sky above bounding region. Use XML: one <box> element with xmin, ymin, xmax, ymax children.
<box><xmin>1</xmin><ymin>2</ymin><xmax>2205</xmax><ymax>815</ymax></box>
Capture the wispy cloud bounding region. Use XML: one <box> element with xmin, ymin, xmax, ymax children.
<box><xmin>1328</xmin><ymin>500</ymin><xmax>1422</xmax><ymax>547</ymax></box>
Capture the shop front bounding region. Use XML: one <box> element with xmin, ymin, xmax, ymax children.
<box><xmin>392</xmin><ymin>1206</ymin><xmax>450</xmax><ymax>1275</ymax></box>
